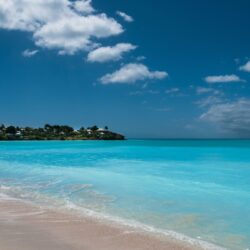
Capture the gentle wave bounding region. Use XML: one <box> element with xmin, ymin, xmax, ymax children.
<box><xmin>0</xmin><ymin>188</ymin><xmax>226</xmax><ymax>250</ymax></box>
<box><xmin>61</xmin><ymin>200</ymin><xmax>227</xmax><ymax>250</ymax></box>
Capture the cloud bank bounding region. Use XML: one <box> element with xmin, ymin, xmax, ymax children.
<box><xmin>200</xmin><ymin>99</ymin><xmax>250</xmax><ymax>136</ymax></box>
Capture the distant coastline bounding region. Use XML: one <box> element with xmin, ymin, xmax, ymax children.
<box><xmin>0</xmin><ymin>124</ymin><xmax>125</xmax><ymax>141</ymax></box>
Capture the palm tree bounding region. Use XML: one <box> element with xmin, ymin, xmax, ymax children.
<box><xmin>90</xmin><ymin>125</ymin><xmax>98</xmax><ymax>132</ymax></box>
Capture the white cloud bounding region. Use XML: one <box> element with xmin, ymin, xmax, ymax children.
<box><xmin>0</xmin><ymin>0</ymin><xmax>73</xmax><ymax>31</ymax></box>
<box><xmin>204</xmin><ymin>74</ymin><xmax>243</xmax><ymax>83</ymax></box>
<box><xmin>116</xmin><ymin>11</ymin><xmax>133</xmax><ymax>22</ymax></box>
<box><xmin>22</xmin><ymin>49</ymin><xmax>38</xmax><ymax>57</ymax></box>
<box><xmin>87</xmin><ymin>43</ymin><xmax>136</xmax><ymax>63</ymax></box>
<box><xmin>100</xmin><ymin>63</ymin><xmax>168</xmax><ymax>84</ymax></box>
<box><xmin>34</xmin><ymin>14</ymin><xmax>123</xmax><ymax>55</ymax></box>
<box><xmin>239</xmin><ymin>61</ymin><xmax>250</xmax><ymax>72</ymax></box>
<box><xmin>0</xmin><ymin>0</ymin><xmax>123</xmax><ymax>55</ymax></box>
<box><xmin>200</xmin><ymin>99</ymin><xmax>250</xmax><ymax>136</ymax></box>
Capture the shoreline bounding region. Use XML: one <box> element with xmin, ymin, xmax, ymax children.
<box><xmin>0</xmin><ymin>138</ymin><xmax>126</xmax><ymax>141</ymax></box>
<box><xmin>0</xmin><ymin>194</ymin><xmax>224</xmax><ymax>250</ymax></box>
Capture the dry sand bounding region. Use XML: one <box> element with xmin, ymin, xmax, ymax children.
<box><xmin>0</xmin><ymin>197</ymin><xmax>203</xmax><ymax>250</ymax></box>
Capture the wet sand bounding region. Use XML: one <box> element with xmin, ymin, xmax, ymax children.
<box><xmin>0</xmin><ymin>197</ymin><xmax>203</xmax><ymax>250</ymax></box>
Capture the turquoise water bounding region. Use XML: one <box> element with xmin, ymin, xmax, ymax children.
<box><xmin>0</xmin><ymin>140</ymin><xmax>250</xmax><ymax>249</ymax></box>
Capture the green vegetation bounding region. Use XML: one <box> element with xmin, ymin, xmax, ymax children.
<box><xmin>0</xmin><ymin>124</ymin><xmax>125</xmax><ymax>141</ymax></box>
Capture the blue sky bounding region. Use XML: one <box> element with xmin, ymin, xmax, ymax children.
<box><xmin>0</xmin><ymin>0</ymin><xmax>250</xmax><ymax>138</ymax></box>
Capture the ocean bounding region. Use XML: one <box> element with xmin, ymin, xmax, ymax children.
<box><xmin>0</xmin><ymin>140</ymin><xmax>249</xmax><ymax>250</ymax></box>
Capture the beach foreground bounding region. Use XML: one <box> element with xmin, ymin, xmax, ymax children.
<box><xmin>1</xmin><ymin>140</ymin><xmax>249</xmax><ymax>249</ymax></box>
<box><xmin>0</xmin><ymin>197</ymin><xmax>202</xmax><ymax>250</ymax></box>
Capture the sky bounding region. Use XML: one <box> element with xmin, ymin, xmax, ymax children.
<box><xmin>0</xmin><ymin>0</ymin><xmax>250</xmax><ymax>138</ymax></box>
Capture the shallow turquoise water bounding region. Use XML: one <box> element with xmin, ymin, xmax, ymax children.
<box><xmin>0</xmin><ymin>140</ymin><xmax>250</xmax><ymax>249</ymax></box>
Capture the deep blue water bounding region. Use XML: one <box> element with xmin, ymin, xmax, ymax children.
<box><xmin>0</xmin><ymin>140</ymin><xmax>250</xmax><ymax>249</ymax></box>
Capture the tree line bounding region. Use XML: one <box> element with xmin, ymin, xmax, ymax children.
<box><xmin>0</xmin><ymin>124</ymin><xmax>124</xmax><ymax>141</ymax></box>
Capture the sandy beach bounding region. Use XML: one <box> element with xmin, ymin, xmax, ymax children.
<box><xmin>0</xmin><ymin>196</ymin><xmax>204</xmax><ymax>250</ymax></box>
